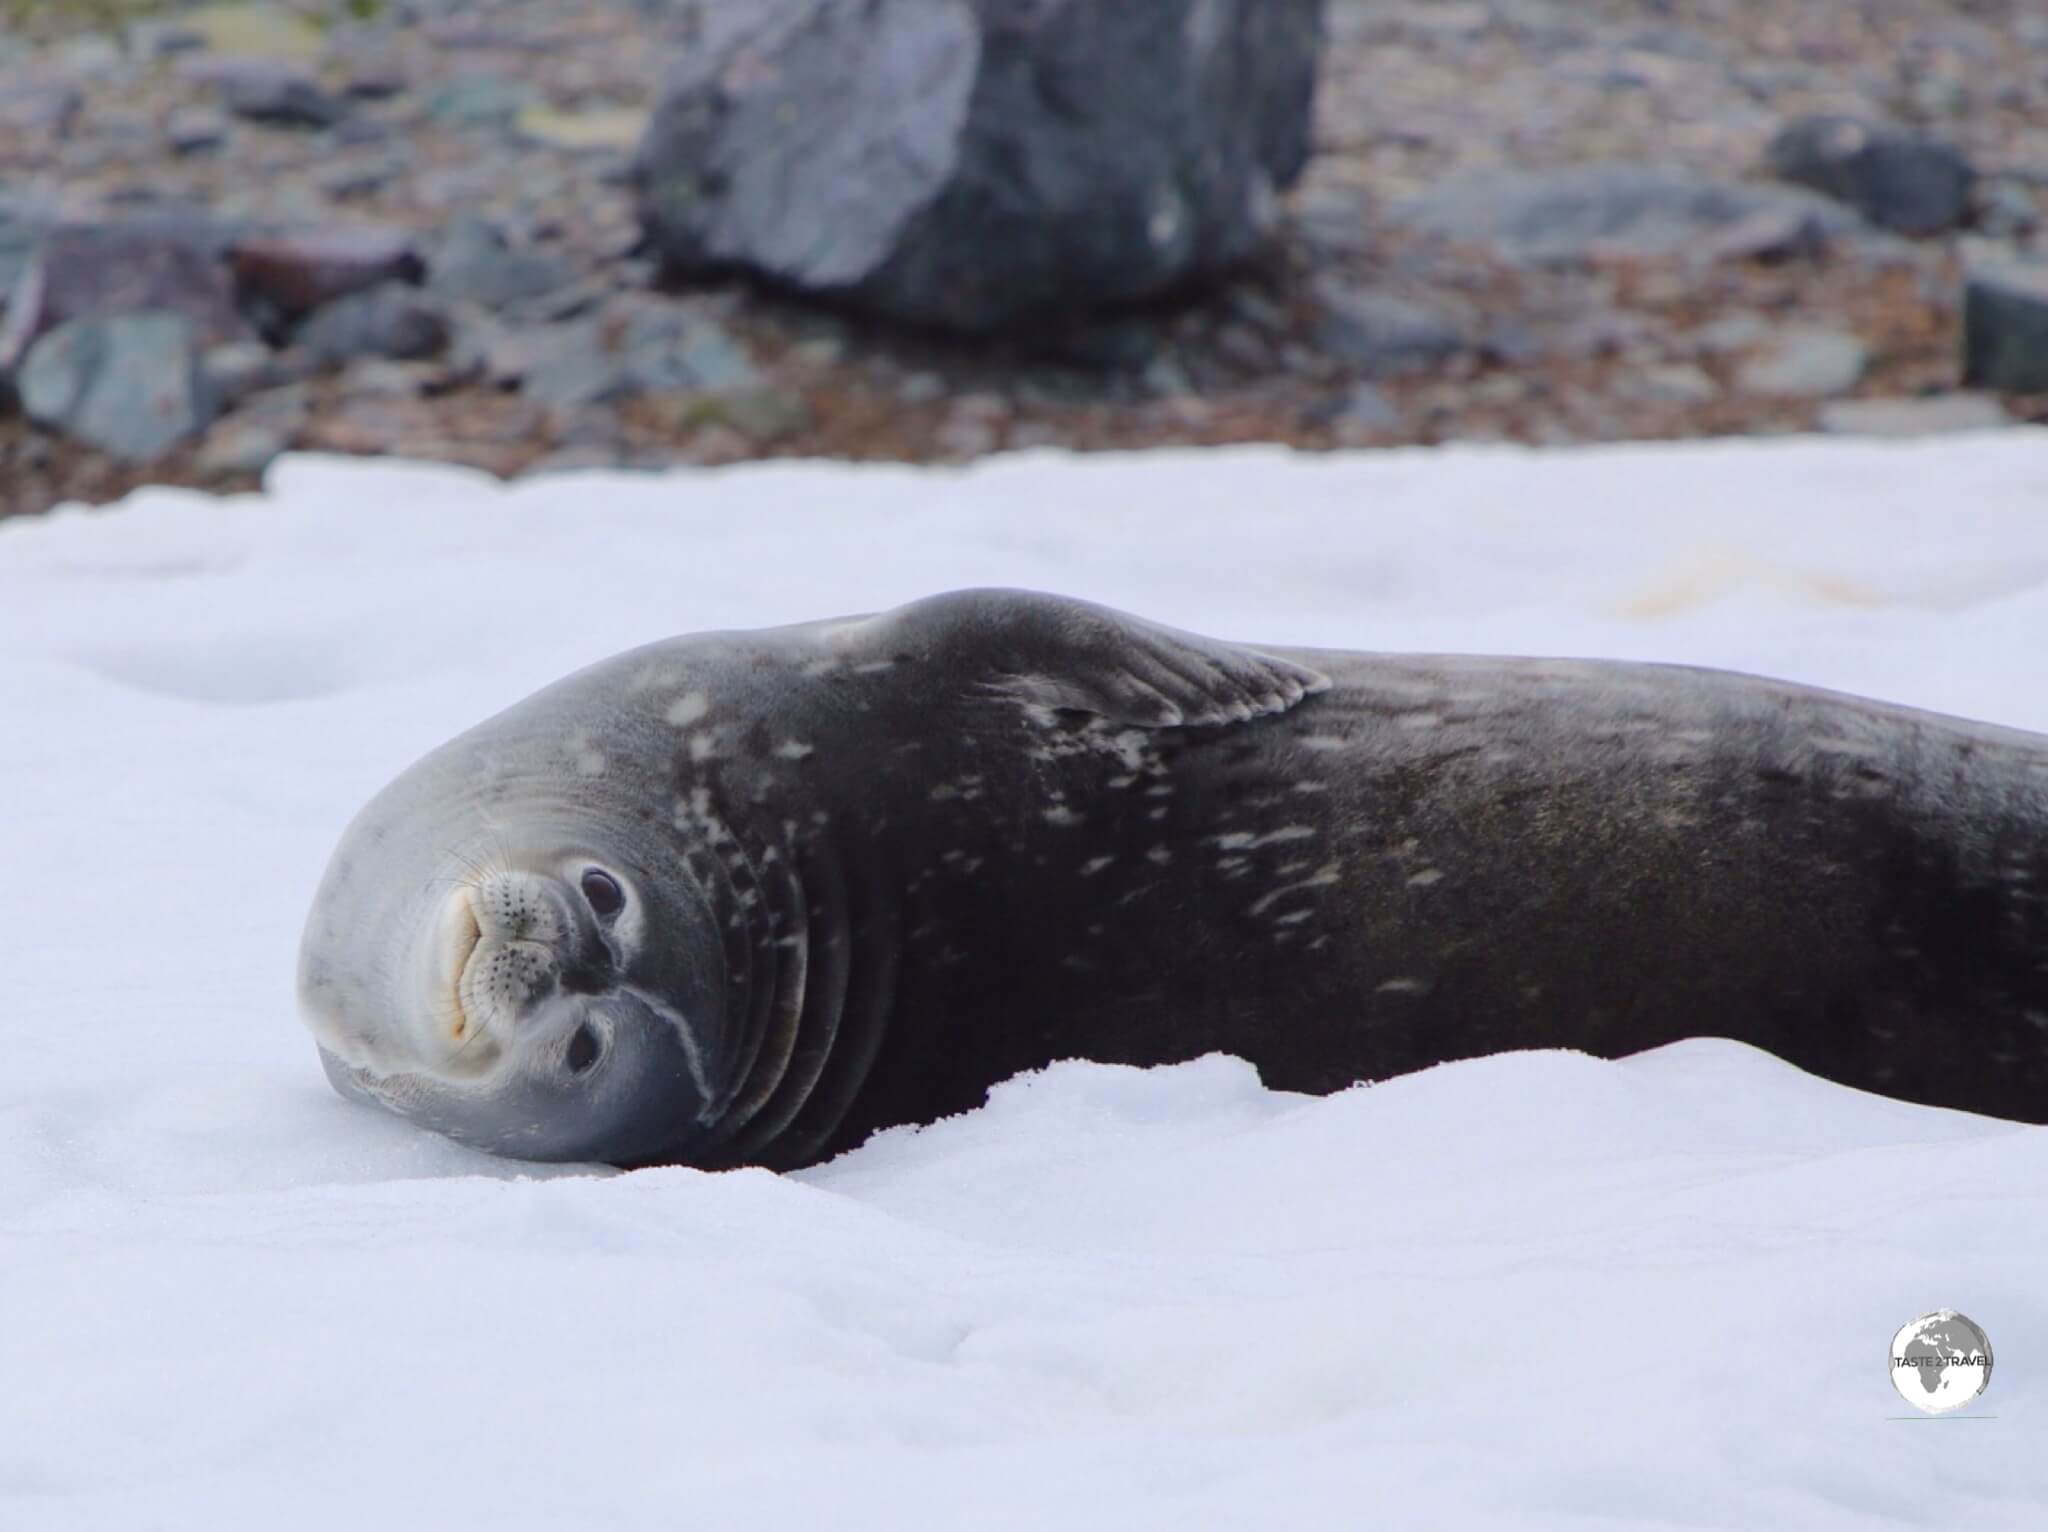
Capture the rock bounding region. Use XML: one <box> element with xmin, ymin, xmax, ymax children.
<box><xmin>235</xmin><ymin>379</ymin><xmax>313</xmax><ymax>433</ymax></box>
<box><xmin>0</xmin><ymin>81</ymin><xmax>81</xmax><ymax>136</ymax></box>
<box><xmin>186</xmin><ymin>58</ymin><xmax>351</xmax><ymax>129</ymax></box>
<box><xmin>1307</xmin><ymin>380</ymin><xmax>1400</xmax><ymax>433</ymax></box>
<box><xmin>329</xmin><ymin>117</ymin><xmax>392</xmax><ymax>148</ymax></box>
<box><xmin>0</xmin><ymin>200</ymin><xmax>50</xmax><ymax>298</ymax></box>
<box><xmin>295</xmin><ymin>282</ymin><xmax>451</xmax><ymax>362</ymax></box>
<box><xmin>426</xmin><ymin>75</ymin><xmax>532</xmax><ymax>129</ymax></box>
<box><xmin>427</xmin><ymin>218</ymin><xmax>578</xmax><ymax>309</ymax></box>
<box><xmin>1962</xmin><ymin>261</ymin><xmax>2048</xmax><ymax>393</ymax></box>
<box><xmin>1388</xmin><ymin>162</ymin><xmax>1866</xmax><ymax>265</ymax></box>
<box><xmin>167</xmin><ymin>107</ymin><xmax>232</xmax><ymax>156</ymax></box>
<box><xmin>127</xmin><ymin>19</ymin><xmax>208</xmax><ymax>58</ymax></box>
<box><xmin>507</xmin><ymin>322</ymin><xmax>625</xmax><ymax>408</ymax></box>
<box><xmin>342</xmin><ymin>62</ymin><xmax>408</xmax><ymax>100</ymax></box>
<box><xmin>50</xmin><ymin>35</ymin><xmax>124</xmax><ymax>80</ymax></box>
<box><xmin>679</xmin><ymin>423</ymin><xmax>754</xmax><ymax>465</ymax></box>
<box><xmin>199</xmin><ymin>340</ymin><xmax>281</xmax><ymax>403</ymax></box>
<box><xmin>222</xmin><ymin>69</ymin><xmax>351</xmax><ymax>129</ymax></box>
<box><xmin>1639</xmin><ymin>363</ymin><xmax>1721</xmax><ymax>404</ymax></box>
<box><xmin>501</xmin><ymin>277</ymin><xmax>606</xmax><ymax>326</ymax></box>
<box><xmin>641</xmin><ymin>384</ymin><xmax>811</xmax><ymax>442</ymax></box>
<box><xmin>315</xmin><ymin>153</ymin><xmax>402</xmax><ymax>203</ymax></box>
<box><xmin>16</xmin><ymin>313</ymin><xmax>216</xmax><ymax>461</ymax></box>
<box><xmin>342</xmin><ymin>359</ymin><xmax>441</xmax><ymax>398</ymax></box>
<box><xmin>1734</xmin><ymin>326</ymin><xmax>1869</xmax><ymax>397</ymax></box>
<box><xmin>231</xmin><ymin>228</ymin><xmax>423</xmax><ymax>320</ymax></box>
<box><xmin>1691</xmin><ymin>204</ymin><xmax>1834</xmax><ymax>264</ymax></box>
<box><xmin>500</xmin><ymin>301</ymin><xmax>762</xmax><ymax>407</ymax></box>
<box><xmin>1906</xmin><ymin>75</ymin><xmax>1967</xmax><ymax>121</ymax></box>
<box><xmin>0</xmin><ymin>221</ymin><xmax>248</xmax><ymax>375</ymax></box>
<box><xmin>514</xmin><ymin>103</ymin><xmax>648</xmax><ymax>153</ymax></box>
<box><xmin>1037</xmin><ymin>316</ymin><xmax>1163</xmax><ymax>370</ymax></box>
<box><xmin>1766</xmin><ymin>116</ymin><xmax>1975</xmax><ymax>237</ymax></box>
<box><xmin>1975</xmin><ymin>178</ymin><xmax>2040</xmax><ymax>240</ymax></box>
<box><xmin>634</xmin><ymin>0</ymin><xmax>1326</xmax><ymax>334</ymax></box>
<box><xmin>180</xmin><ymin>4</ymin><xmax>326</xmax><ymax>62</ymax></box>
<box><xmin>1818</xmin><ymin>394</ymin><xmax>2014</xmax><ymax>436</ymax></box>
<box><xmin>1313</xmin><ymin>285</ymin><xmax>1469</xmax><ymax>376</ymax></box>
<box><xmin>195</xmin><ymin>418</ymin><xmax>289</xmax><ymax>478</ymax></box>
<box><xmin>611</xmin><ymin>299</ymin><xmax>760</xmax><ymax>393</ymax></box>
<box><xmin>706</xmin><ymin>384</ymin><xmax>811</xmax><ymax>442</ymax></box>
<box><xmin>1687</xmin><ymin>312</ymin><xmax>1774</xmax><ymax>354</ymax></box>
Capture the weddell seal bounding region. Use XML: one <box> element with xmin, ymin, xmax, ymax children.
<box><xmin>299</xmin><ymin>588</ymin><xmax>2048</xmax><ymax>1167</ymax></box>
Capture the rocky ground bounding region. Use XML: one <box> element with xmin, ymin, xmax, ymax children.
<box><xmin>1</xmin><ymin>0</ymin><xmax>2044</xmax><ymax>519</ymax></box>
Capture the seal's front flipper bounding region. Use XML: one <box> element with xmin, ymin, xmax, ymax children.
<box><xmin>861</xmin><ymin>587</ymin><xmax>1330</xmax><ymax>729</ymax></box>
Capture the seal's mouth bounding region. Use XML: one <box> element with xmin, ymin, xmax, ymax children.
<box><xmin>440</xmin><ymin>888</ymin><xmax>483</xmax><ymax>1046</ymax></box>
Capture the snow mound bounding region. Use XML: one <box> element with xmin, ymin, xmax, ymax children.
<box><xmin>3</xmin><ymin>434</ymin><xmax>2046</xmax><ymax>1529</ymax></box>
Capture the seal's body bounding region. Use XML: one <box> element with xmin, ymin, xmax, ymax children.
<box><xmin>299</xmin><ymin>590</ymin><xmax>2048</xmax><ymax>1167</ymax></box>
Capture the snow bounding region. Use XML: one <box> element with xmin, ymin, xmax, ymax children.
<box><xmin>4</xmin><ymin>432</ymin><xmax>2047</xmax><ymax>1529</ymax></box>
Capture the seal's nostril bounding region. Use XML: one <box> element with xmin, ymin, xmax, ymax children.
<box><xmin>566</xmin><ymin>1023</ymin><xmax>602</xmax><ymax>1074</ymax></box>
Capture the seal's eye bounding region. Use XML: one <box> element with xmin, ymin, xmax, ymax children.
<box><xmin>566</xmin><ymin>1023</ymin><xmax>602</xmax><ymax>1074</ymax></box>
<box><xmin>580</xmin><ymin>868</ymin><xmax>625</xmax><ymax>920</ymax></box>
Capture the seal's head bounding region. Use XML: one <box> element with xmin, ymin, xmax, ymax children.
<box><xmin>297</xmin><ymin>754</ymin><xmax>726</xmax><ymax>1165</ymax></box>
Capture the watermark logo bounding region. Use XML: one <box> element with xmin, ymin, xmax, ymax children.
<box><xmin>1889</xmin><ymin>1310</ymin><xmax>1993</xmax><ymax>1415</ymax></box>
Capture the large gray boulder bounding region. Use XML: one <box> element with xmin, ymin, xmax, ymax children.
<box><xmin>633</xmin><ymin>0</ymin><xmax>1326</xmax><ymax>334</ymax></box>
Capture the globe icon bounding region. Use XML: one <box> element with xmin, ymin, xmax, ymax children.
<box><xmin>1889</xmin><ymin>1311</ymin><xmax>1993</xmax><ymax>1414</ymax></box>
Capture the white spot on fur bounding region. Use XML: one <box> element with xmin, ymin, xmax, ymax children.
<box><xmin>1299</xmin><ymin>735</ymin><xmax>1348</xmax><ymax>751</ymax></box>
<box><xmin>1216</xmin><ymin>825</ymin><xmax>1317</xmax><ymax>851</ymax></box>
<box><xmin>576</xmin><ymin>751</ymin><xmax>606</xmax><ymax>777</ymax></box>
<box><xmin>666</xmin><ymin>692</ymin><xmax>710</xmax><ymax>727</ymax></box>
<box><xmin>1081</xmin><ymin>856</ymin><xmax>1114</xmax><ymax>877</ymax></box>
<box><xmin>775</xmin><ymin>739</ymin><xmax>815</xmax><ymax>761</ymax></box>
<box><xmin>1377</xmin><ymin>977</ymin><xmax>1429</xmax><ymax>995</ymax></box>
<box><xmin>1246</xmin><ymin>863</ymin><xmax>1340</xmax><ymax>916</ymax></box>
<box><xmin>627</xmin><ymin>663</ymin><xmax>681</xmax><ymax>693</ymax></box>
<box><xmin>1043</xmin><ymin>805</ymin><xmax>1083</xmax><ymax>827</ymax></box>
<box><xmin>1407</xmin><ymin>868</ymin><xmax>1444</xmax><ymax>887</ymax></box>
<box><xmin>688</xmin><ymin>733</ymin><xmax>717</xmax><ymax>763</ymax></box>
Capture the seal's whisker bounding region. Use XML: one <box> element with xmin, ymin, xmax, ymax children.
<box><xmin>441</xmin><ymin>838</ymin><xmax>504</xmax><ymax>888</ymax></box>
